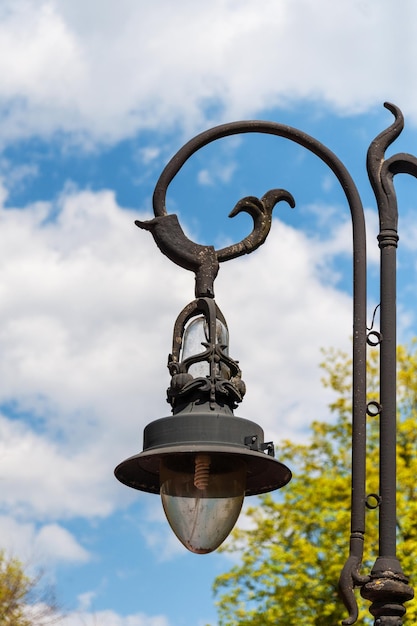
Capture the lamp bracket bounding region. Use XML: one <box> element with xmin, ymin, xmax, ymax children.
<box><xmin>136</xmin><ymin>190</ymin><xmax>294</xmax><ymax>298</ymax></box>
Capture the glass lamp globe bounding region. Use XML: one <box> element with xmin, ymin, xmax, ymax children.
<box><xmin>160</xmin><ymin>453</ymin><xmax>246</xmax><ymax>554</ymax></box>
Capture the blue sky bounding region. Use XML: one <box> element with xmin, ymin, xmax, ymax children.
<box><xmin>2</xmin><ymin>1</ymin><xmax>417</xmax><ymax>625</ymax></box>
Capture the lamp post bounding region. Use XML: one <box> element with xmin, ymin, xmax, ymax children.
<box><xmin>115</xmin><ymin>103</ymin><xmax>416</xmax><ymax>624</ymax></box>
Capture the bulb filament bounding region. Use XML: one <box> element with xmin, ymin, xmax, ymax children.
<box><xmin>194</xmin><ymin>454</ymin><xmax>211</xmax><ymax>490</ymax></box>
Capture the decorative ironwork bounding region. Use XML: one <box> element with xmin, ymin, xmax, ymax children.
<box><xmin>118</xmin><ymin>103</ymin><xmax>417</xmax><ymax>623</ymax></box>
<box><xmin>166</xmin><ymin>297</ymin><xmax>246</xmax><ymax>411</ymax></box>
<box><xmin>136</xmin><ymin>189</ymin><xmax>295</xmax><ymax>298</ymax></box>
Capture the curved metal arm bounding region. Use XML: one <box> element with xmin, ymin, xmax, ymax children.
<box><xmin>139</xmin><ymin>117</ymin><xmax>369</xmax><ymax>623</ymax></box>
<box><xmin>141</xmin><ymin>120</ymin><xmax>367</xmax><ymax>309</ymax></box>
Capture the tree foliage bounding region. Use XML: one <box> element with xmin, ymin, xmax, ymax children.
<box><xmin>0</xmin><ymin>551</ymin><xmax>60</xmax><ymax>625</ymax></box>
<box><xmin>213</xmin><ymin>343</ymin><xmax>417</xmax><ymax>625</ymax></box>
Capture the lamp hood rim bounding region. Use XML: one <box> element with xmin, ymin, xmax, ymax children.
<box><xmin>114</xmin><ymin>443</ymin><xmax>292</xmax><ymax>496</ymax></box>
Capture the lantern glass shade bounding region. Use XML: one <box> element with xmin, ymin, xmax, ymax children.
<box><xmin>160</xmin><ymin>453</ymin><xmax>246</xmax><ymax>554</ymax></box>
<box><xmin>181</xmin><ymin>316</ymin><xmax>229</xmax><ymax>378</ymax></box>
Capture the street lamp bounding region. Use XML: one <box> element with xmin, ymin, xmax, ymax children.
<box><xmin>115</xmin><ymin>103</ymin><xmax>416</xmax><ymax>624</ymax></box>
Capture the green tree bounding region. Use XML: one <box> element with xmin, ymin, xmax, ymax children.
<box><xmin>213</xmin><ymin>344</ymin><xmax>417</xmax><ymax>625</ymax></box>
<box><xmin>0</xmin><ymin>551</ymin><xmax>60</xmax><ymax>625</ymax></box>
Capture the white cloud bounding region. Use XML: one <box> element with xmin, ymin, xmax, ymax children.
<box><xmin>0</xmin><ymin>416</ymin><xmax>112</xmax><ymax>519</ymax></box>
<box><xmin>27</xmin><ymin>606</ymin><xmax>171</xmax><ymax>626</ymax></box>
<box><xmin>304</xmin><ymin>205</ymin><xmax>380</xmax><ymax>267</ymax></box>
<box><xmin>77</xmin><ymin>591</ymin><xmax>97</xmax><ymax>612</ymax></box>
<box><xmin>0</xmin><ymin>0</ymin><xmax>416</xmax><ymax>147</ymax></box>
<box><xmin>139</xmin><ymin>147</ymin><xmax>161</xmax><ymax>165</ymax></box>
<box><xmin>197</xmin><ymin>162</ymin><xmax>237</xmax><ymax>187</ymax></box>
<box><xmin>0</xmin><ymin>515</ymin><xmax>89</xmax><ymax>566</ymax></box>
<box><xmin>35</xmin><ymin>523</ymin><xmax>90</xmax><ymax>564</ymax></box>
<box><xmin>399</xmin><ymin>211</ymin><xmax>417</xmax><ymax>254</ymax></box>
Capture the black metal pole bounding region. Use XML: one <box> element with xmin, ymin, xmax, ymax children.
<box><xmin>379</xmin><ymin>235</ymin><xmax>398</xmax><ymax>559</ymax></box>
<box><xmin>360</xmin><ymin>103</ymin><xmax>415</xmax><ymax>626</ymax></box>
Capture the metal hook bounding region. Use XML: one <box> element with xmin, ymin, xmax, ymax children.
<box><xmin>367</xmin><ymin>331</ymin><xmax>382</xmax><ymax>347</ymax></box>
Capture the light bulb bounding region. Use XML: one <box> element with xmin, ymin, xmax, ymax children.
<box><xmin>160</xmin><ymin>453</ymin><xmax>246</xmax><ymax>554</ymax></box>
<box><xmin>193</xmin><ymin>454</ymin><xmax>211</xmax><ymax>490</ymax></box>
